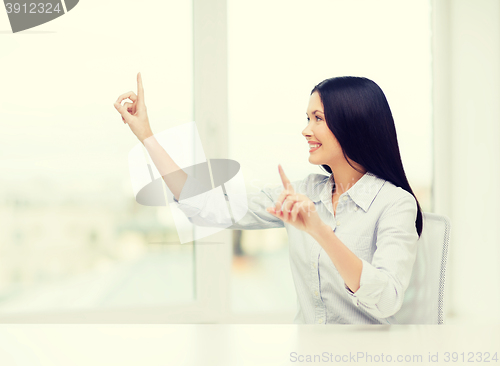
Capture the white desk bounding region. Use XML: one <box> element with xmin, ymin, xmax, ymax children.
<box><xmin>0</xmin><ymin>324</ymin><xmax>498</xmax><ymax>365</ymax></box>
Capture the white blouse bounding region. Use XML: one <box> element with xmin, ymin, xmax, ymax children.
<box><xmin>173</xmin><ymin>171</ymin><xmax>419</xmax><ymax>324</ymax></box>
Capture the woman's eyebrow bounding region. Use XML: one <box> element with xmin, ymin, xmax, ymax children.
<box><xmin>306</xmin><ymin>110</ymin><xmax>324</xmax><ymax>115</ymax></box>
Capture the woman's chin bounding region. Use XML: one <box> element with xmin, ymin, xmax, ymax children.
<box><xmin>308</xmin><ymin>157</ymin><xmax>322</xmax><ymax>165</ymax></box>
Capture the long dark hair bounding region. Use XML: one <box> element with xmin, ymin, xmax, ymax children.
<box><xmin>311</xmin><ymin>76</ymin><xmax>423</xmax><ymax>238</ymax></box>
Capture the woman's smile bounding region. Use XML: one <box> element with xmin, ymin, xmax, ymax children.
<box><xmin>309</xmin><ymin>143</ymin><xmax>322</xmax><ymax>152</ymax></box>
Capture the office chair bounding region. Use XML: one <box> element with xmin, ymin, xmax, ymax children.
<box><xmin>392</xmin><ymin>212</ymin><xmax>451</xmax><ymax>324</ymax></box>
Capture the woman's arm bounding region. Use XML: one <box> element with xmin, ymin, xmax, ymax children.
<box><xmin>309</xmin><ymin>224</ymin><xmax>363</xmax><ymax>292</ymax></box>
<box><xmin>142</xmin><ymin>135</ymin><xmax>187</xmax><ymax>202</ymax></box>
<box><xmin>309</xmin><ymin>193</ymin><xmax>419</xmax><ymax>319</ymax></box>
<box><xmin>114</xmin><ymin>73</ymin><xmax>284</xmax><ymax>230</ymax></box>
<box><xmin>172</xmin><ymin>174</ymin><xmax>287</xmax><ymax>230</ymax></box>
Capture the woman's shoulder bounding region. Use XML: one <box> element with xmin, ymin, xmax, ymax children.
<box><xmin>375</xmin><ymin>177</ymin><xmax>417</xmax><ymax>211</ymax></box>
<box><xmin>380</xmin><ymin>178</ymin><xmax>414</xmax><ymax>198</ymax></box>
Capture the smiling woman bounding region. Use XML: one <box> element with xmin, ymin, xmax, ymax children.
<box><xmin>302</xmin><ymin>91</ymin><xmax>367</xmax><ymax>193</ymax></box>
<box><xmin>116</xmin><ymin>74</ymin><xmax>426</xmax><ymax>324</ymax></box>
<box><xmin>304</xmin><ymin>76</ymin><xmax>423</xmax><ymax>237</ymax></box>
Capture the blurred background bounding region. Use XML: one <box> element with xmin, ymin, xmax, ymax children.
<box><xmin>0</xmin><ymin>0</ymin><xmax>498</xmax><ymax>324</ymax></box>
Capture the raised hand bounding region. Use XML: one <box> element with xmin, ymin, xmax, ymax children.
<box><xmin>266</xmin><ymin>164</ymin><xmax>325</xmax><ymax>234</ymax></box>
<box><xmin>114</xmin><ymin>72</ymin><xmax>153</xmax><ymax>143</ymax></box>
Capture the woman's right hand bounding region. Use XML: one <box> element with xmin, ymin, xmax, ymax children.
<box><xmin>114</xmin><ymin>72</ymin><xmax>153</xmax><ymax>143</ymax></box>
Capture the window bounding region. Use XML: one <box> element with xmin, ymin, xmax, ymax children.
<box><xmin>0</xmin><ymin>0</ymin><xmax>195</xmax><ymax>316</ymax></box>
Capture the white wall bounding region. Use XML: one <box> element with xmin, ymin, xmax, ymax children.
<box><xmin>432</xmin><ymin>0</ymin><xmax>500</xmax><ymax>323</ymax></box>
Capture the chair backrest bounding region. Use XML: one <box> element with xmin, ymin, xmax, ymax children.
<box><xmin>392</xmin><ymin>212</ymin><xmax>451</xmax><ymax>324</ymax></box>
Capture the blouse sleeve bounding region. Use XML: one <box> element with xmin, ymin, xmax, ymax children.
<box><xmin>172</xmin><ymin>174</ymin><xmax>286</xmax><ymax>230</ymax></box>
<box><xmin>343</xmin><ymin>193</ymin><xmax>419</xmax><ymax>319</ymax></box>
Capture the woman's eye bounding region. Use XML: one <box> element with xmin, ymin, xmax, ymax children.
<box><xmin>306</xmin><ymin>116</ymin><xmax>322</xmax><ymax>124</ymax></box>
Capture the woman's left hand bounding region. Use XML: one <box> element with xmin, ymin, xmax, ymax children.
<box><xmin>266</xmin><ymin>164</ymin><xmax>326</xmax><ymax>235</ymax></box>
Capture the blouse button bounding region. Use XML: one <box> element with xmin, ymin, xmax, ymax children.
<box><xmin>336</xmin><ymin>221</ymin><xmax>341</xmax><ymax>226</ymax></box>
<box><xmin>354</xmin><ymin>206</ymin><xmax>358</xmax><ymax>211</ymax></box>
<box><xmin>342</xmin><ymin>196</ymin><xmax>348</xmax><ymax>201</ymax></box>
<box><xmin>317</xmin><ymin>318</ymin><xmax>323</xmax><ymax>324</ymax></box>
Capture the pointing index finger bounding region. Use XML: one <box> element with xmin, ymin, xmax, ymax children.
<box><xmin>278</xmin><ymin>164</ymin><xmax>294</xmax><ymax>192</ymax></box>
<box><xmin>137</xmin><ymin>72</ymin><xmax>145</xmax><ymax>106</ymax></box>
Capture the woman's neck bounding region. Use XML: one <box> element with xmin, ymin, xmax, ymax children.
<box><xmin>331</xmin><ymin>165</ymin><xmax>366</xmax><ymax>196</ymax></box>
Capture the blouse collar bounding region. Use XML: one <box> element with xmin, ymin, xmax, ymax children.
<box><xmin>309</xmin><ymin>171</ymin><xmax>386</xmax><ymax>213</ymax></box>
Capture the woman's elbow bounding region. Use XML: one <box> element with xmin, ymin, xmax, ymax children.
<box><xmin>360</xmin><ymin>284</ymin><xmax>405</xmax><ymax>319</ymax></box>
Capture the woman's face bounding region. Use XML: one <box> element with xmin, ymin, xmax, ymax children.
<box><xmin>302</xmin><ymin>91</ymin><xmax>343</xmax><ymax>168</ymax></box>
